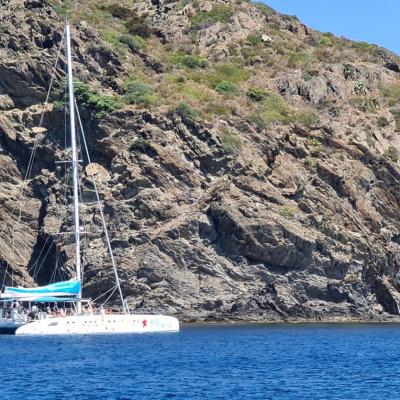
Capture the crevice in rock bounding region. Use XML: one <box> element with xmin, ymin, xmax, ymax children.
<box><xmin>26</xmin><ymin>200</ymin><xmax>60</xmax><ymax>285</ymax></box>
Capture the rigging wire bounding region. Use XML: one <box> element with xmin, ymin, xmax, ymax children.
<box><xmin>23</xmin><ymin>33</ymin><xmax>64</xmax><ymax>183</ymax></box>
<box><xmin>75</xmin><ymin>100</ymin><xmax>126</xmax><ymax>311</ymax></box>
<box><xmin>92</xmin><ymin>284</ymin><xmax>118</xmax><ymax>303</ymax></box>
<box><xmin>99</xmin><ymin>286</ymin><xmax>118</xmax><ymax>310</ymax></box>
<box><xmin>1</xmin><ymin>33</ymin><xmax>65</xmax><ymax>288</ymax></box>
<box><xmin>2</xmin><ymin>19</ymin><xmax>126</xmax><ymax>313</ymax></box>
<box><xmin>30</xmin><ymin>241</ymin><xmax>54</xmax><ymax>281</ymax></box>
<box><xmin>75</xmin><ymin>118</ymin><xmax>91</xmax><ymax>288</ymax></box>
<box><xmin>27</xmin><ymin>235</ymin><xmax>50</xmax><ymax>274</ymax></box>
<box><xmin>49</xmin><ymin>254</ymin><xmax>58</xmax><ymax>283</ymax></box>
<box><xmin>31</xmin><ymin>27</ymin><xmax>75</xmax><ymax>287</ymax></box>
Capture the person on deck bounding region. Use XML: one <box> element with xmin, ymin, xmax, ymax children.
<box><xmin>56</xmin><ymin>308</ymin><xmax>65</xmax><ymax>317</ymax></box>
<box><xmin>29</xmin><ymin>304</ymin><xmax>38</xmax><ymax>320</ymax></box>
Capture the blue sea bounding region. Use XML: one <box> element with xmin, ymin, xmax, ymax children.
<box><xmin>2</xmin><ymin>324</ymin><xmax>400</xmax><ymax>399</ymax></box>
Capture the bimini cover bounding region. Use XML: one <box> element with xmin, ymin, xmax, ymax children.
<box><xmin>1</xmin><ymin>280</ymin><xmax>80</xmax><ymax>299</ymax></box>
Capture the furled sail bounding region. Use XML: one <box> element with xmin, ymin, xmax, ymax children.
<box><xmin>1</xmin><ymin>280</ymin><xmax>81</xmax><ymax>299</ymax></box>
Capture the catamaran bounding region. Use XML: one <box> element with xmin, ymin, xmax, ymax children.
<box><xmin>0</xmin><ymin>23</ymin><xmax>179</xmax><ymax>335</ymax></box>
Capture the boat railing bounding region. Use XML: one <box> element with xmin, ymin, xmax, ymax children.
<box><xmin>0</xmin><ymin>309</ymin><xmax>28</xmax><ymax>323</ymax></box>
<box><xmin>0</xmin><ymin>305</ymin><xmax>163</xmax><ymax>321</ymax></box>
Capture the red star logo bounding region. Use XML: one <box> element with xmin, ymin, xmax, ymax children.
<box><xmin>142</xmin><ymin>319</ymin><xmax>147</xmax><ymax>328</ymax></box>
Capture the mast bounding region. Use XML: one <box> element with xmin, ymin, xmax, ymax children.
<box><xmin>65</xmin><ymin>24</ymin><xmax>82</xmax><ymax>314</ymax></box>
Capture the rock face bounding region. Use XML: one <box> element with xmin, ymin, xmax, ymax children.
<box><xmin>2</xmin><ymin>0</ymin><xmax>400</xmax><ymax>322</ymax></box>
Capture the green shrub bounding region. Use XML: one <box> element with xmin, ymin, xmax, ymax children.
<box><xmin>191</xmin><ymin>5</ymin><xmax>233</xmax><ymax>29</ymax></box>
<box><xmin>353</xmin><ymin>41</ymin><xmax>376</xmax><ymax>52</ymax></box>
<box><xmin>287</xmin><ymin>50</ymin><xmax>317</xmax><ymax>68</ymax></box>
<box><xmin>73</xmin><ymin>82</ymin><xmax>120</xmax><ymax>117</ymax></box>
<box><xmin>61</xmin><ymin>171</ymin><xmax>72</xmax><ymax>185</ymax></box>
<box><xmin>228</xmin><ymin>44</ymin><xmax>239</xmax><ymax>56</ymax></box>
<box><xmin>293</xmin><ymin>109</ymin><xmax>320</xmax><ymax>127</ymax></box>
<box><xmin>53</xmin><ymin>99</ymin><xmax>64</xmax><ymax>109</ymax></box>
<box><xmin>119</xmin><ymin>35</ymin><xmax>143</xmax><ymax>53</ymax></box>
<box><xmin>381</xmin><ymin>84</ymin><xmax>400</xmax><ymax>106</ymax></box>
<box><xmin>248</xmin><ymin>93</ymin><xmax>319</xmax><ymax>128</ymax></box>
<box><xmin>171</xmin><ymin>53</ymin><xmax>208</xmax><ymax>69</ymax></box>
<box><xmin>219</xmin><ymin>131</ymin><xmax>242</xmax><ymax>154</ymax></box>
<box><xmin>262</xmin><ymin>94</ymin><xmax>290</xmax><ymax>119</ymax></box>
<box><xmin>270</xmin><ymin>23</ymin><xmax>281</xmax><ymax>32</ymax></box>
<box><xmin>350</xmin><ymin>96</ymin><xmax>380</xmax><ymax>113</ymax></box>
<box><xmin>123</xmin><ymin>80</ymin><xmax>154</xmax><ymax>106</ymax></box>
<box><xmin>249</xmin><ymin>114</ymin><xmax>266</xmax><ymax>130</ymax></box>
<box><xmin>241</xmin><ymin>47</ymin><xmax>261</xmax><ymax>61</ymax></box>
<box><xmin>320</xmin><ymin>35</ymin><xmax>334</xmax><ymax>47</ymax></box>
<box><xmin>247</xmin><ymin>86</ymin><xmax>267</xmax><ymax>102</ymax></box>
<box><xmin>343</xmin><ymin>63</ymin><xmax>354</xmax><ymax>79</ymax></box>
<box><xmin>173</xmin><ymin>80</ymin><xmax>210</xmax><ymax>102</ymax></box>
<box><xmin>282</xmin><ymin>14</ymin><xmax>299</xmax><ymax>22</ymax></box>
<box><xmin>304</xmin><ymin>157</ymin><xmax>317</xmax><ymax>168</ymax></box>
<box><xmin>354</xmin><ymin>80</ymin><xmax>367</xmax><ymax>96</ymax></box>
<box><xmin>377</xmin><ymin>116</ymin><xmax>390</xmax><ymax>128</ymax></box>
<box><xmin>303</xmin><ymin>70</ymin><xmax>319</xmax><ymax>82</ymax></box>
<box><xmin>384</xmin><ymin>145</ymin><xmax>399</xmax><ymax>162</ymax></box>
<box><xmin>213</xmin><ymin>63</ymin><xmax>249</xmax><ymax>83</ymax></box>
<box><xmin>101</xmin><ymin>4</ymin><xmax>151</xmax><ymax>39</ymax></box>
<box><xmin>390</xmin><ymin>107</ymin><xmax>400</xmax><ymax>131</ymax></box>
<box><xmin>250</xmin><ymin>91</ymin><xmax>291</xmax><ymax>126</ymax></box>
<box><xmin>98</xmin><ymin>29</ymin><xmax>125</xmax><ymax>51</ymax></box>
<box><xmin>49</xmin><ymin>0</ymin><xmax>73</xmax><ymax>17</ymax></box>
<box><xmin>279</xmin><ymin>206</ymin><xmax>294</xmax><ymax>220</ymax></box>
<box><xmin>204</xmin><ymin>102</ymin><xmax>232</xmax><ymax>117</ymax></box>
<box><xmin>107</xmin><ymin>4</ymin><xmax>131</xmax><ymax>19</ymax></box>
<box><xmin>246</xmin><ymin>34</ymin><xmax>262</xmax><ymax>46</ymax></box>
<box><xmin>196</xmin><ymin>63</ymin><xmax>249</xmax><ymax>92</ymax></box>
<box><xmin>215</xmin><ymin>81</ymin><xmax>239</xmax><ymax>96</ymax></box>
<box><xmin>175</xmin><ymin>102</ymin><xmax>200</xmax><ymax>121</ymax></box>
<box><xmin>308</xmin><ymin>137</ymin><xmax>321</xmax><ymax>147</ymax></box>
<box><xmin>126</xmin><ymin>14</ymin><xmax>151</xmax><ymax>37</ymax></box>
<box><xmin>364</xmin><ymin>127</ymin><xmax>376</xmax><ymax>148</ymax></box>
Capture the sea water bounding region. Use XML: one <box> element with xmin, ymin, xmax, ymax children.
<box><xmin>1</xmin><ymin>324</ymin><xmax>399</xmax><ymax>399</ymax></box>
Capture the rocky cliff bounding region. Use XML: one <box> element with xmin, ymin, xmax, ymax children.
<box><xmin>2</xmin><ymin>0</ymin><xmax>400</xmax><ymax>322</ymax></box>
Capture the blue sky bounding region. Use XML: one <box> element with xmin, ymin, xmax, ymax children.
<box><xmin>263</xmin><ymin>0</ymin><xmax>400</xmax><ymax>55</ymax></box>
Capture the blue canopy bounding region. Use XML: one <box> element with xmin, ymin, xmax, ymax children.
<box><xmin>1</xmin><ymin>280</ymin><xmax>81</xmax><ymax>299</ymax></box>
<box><xmin>0</xmin><ymin>297</ymin><xmax>88</xmax><ymax>303</ymax></box>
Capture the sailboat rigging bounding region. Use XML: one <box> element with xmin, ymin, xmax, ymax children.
<box><xmin>66</xmin><ymin>23</ymin><xmax>83</xmax><ymax>314</ymax></box>
<box><xmin>0</xmin><ymin>23</ymin><xmax>179</xmax><ymax>335</ymax></box>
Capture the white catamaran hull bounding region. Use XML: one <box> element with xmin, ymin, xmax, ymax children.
<box><xmin>14</xmin><ymin>314</ymin><xmax>179</xmax><ymax>335</ymax></box>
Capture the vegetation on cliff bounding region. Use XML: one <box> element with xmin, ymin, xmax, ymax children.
<box><xmin>2</xmin><ymin>0</ymin><xmax>400</xmax><ymax>322</ymax></box>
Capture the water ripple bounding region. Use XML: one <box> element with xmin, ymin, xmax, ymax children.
<box><xmin>1</xmin><ymin>324</ymin><xmax>400</xmax><ymax>399</ymax></box>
